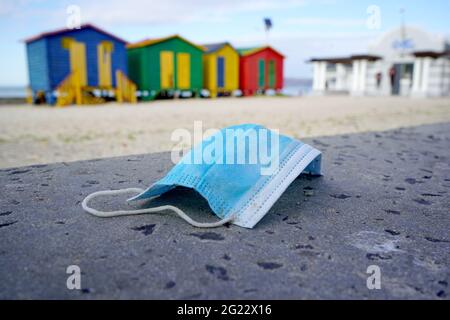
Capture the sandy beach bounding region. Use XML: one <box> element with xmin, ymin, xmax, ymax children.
<box><xmin>0</xmin><ymin>95</ymin><xmax>449</xmax><ymax>169</ymax></box>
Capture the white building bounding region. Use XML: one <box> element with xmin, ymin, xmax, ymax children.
<box><xmin>310</xmin><ymin>26</ymin><xmax>450</xmax><ymax>97</ymax></box>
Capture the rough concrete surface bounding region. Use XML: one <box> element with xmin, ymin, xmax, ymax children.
<box><xmin>0</xmin><ymin>123</ymin><xmax>449</xmax><ymax>299</ymax></box>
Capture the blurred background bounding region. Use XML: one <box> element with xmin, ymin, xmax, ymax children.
<box><xmin>0</xmin><ymin>0</ymin><xmax>449</xmax><ymax>169</ymax></box>
<box><xmin>1</xmin><ymin>0</ymin><xmax>449</xmax><ymax>97</ymax></box>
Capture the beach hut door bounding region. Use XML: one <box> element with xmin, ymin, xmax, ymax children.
<box><xmin>160</xmin><ymin>51</ymin><xmax>174</xmax><ymax>89</ymax></box>
<box><xmin>177</xmin><ymin>53</ymin><xmax>191</xmax><ymax>90</ymax></box>
<box><xmin>268</xmin><ymin>60</ymin><xmax>276</xmax><ymax>88</ymax></box>
<box><xmin>63</xmin><ymin>38</ymin><xmax>87</xmax><ymax>87</ymax></box>
<box><xmin>217</xmin><ymin>57</ymin><xmax>225</xmax><ymax>89</ymax></box>
<box><xmin>98</xmin><ymin>41</ymin><xmax>113</xmax><ymax>87</ymax></box>
<box><xmin>258</xmin><ymin>59</ymin><xmax>265</xmax><ymax>89</ymax></box>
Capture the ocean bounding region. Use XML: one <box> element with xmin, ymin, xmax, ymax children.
<box><xmin>0</xmin><ymin>86</ymin><xmax>27</xmax><ymax>98</ymax></box>
<box><xmin>282</xmin><ymin>85</ymin><xmax>312</xmax><ymax>96</ymax></box>
<box><xmin>282</xmin><ymin>78</ymin><xmax>313</xmax><ymax>96</ymax></box>
<box><xmin>0</xmin><ymin>81</ymin><xmax>312</xmax><ymax>99</ymax></box>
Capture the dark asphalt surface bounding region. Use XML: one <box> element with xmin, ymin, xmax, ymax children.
<box><xmin>0</xmin><ymin>123</ymin><xmax>449</xmax><ymax>299</ymax></box>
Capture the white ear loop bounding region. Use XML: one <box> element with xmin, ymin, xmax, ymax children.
<box><xmin>81</xmin><ymin>188</ymin><xmax>234</xmax><ymax>228</ymax></box>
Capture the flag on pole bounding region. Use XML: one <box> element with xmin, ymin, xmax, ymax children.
<box><xmin>264</xmin><ymin>18</ymin><xmax>272</xmax><ymax>31</ymax></box>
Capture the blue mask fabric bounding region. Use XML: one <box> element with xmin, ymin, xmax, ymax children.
<box><xmin>82</xmin><ymin>124</ymin><xmax>322</xmax><ymax>229</ymax></box>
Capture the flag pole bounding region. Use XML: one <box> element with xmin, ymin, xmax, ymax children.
<box><xmin>400</xmin><ymin>8</ymin><xmax>406</xmax><ymax>57</ymax></box>
<box><xmin>263</xmin><ymin>18</ymin><xmax>272</xmax><ymax>45</ymax></box>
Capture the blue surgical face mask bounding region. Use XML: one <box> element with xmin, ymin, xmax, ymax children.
<box><xmin>82</xmin><ymin>124</ymin><xmax>321</xmax><ymax>228</ymax></box>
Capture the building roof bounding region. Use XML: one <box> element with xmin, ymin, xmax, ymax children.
<box><xmin>237</xmin><ymin>46</ymin><xmax>285</xmax><ymax>58</ymax></box>
<box><xmin>127</xmin><ymin>35</ymin><xmax>204</xmax><ymax>51</ymax></box>
<box><xmin>202</xmin><ymin>42</ymin><xmax>234</xmax><ymax>53</ymax></box>
<box><xmin>350</xmin><ymin>54</ymin><xmax>382</xmax><ymax>61</ymax></box>
<box><xmin>309</xmin><ymin>54</ymin><xmax>382</xmax><ymax>63</ymax></box>
<box><xmin>413</xmin><ymin>50</ymin><xmax>450</xmax><ymax>58</ymax></box>
<box><xmin>309</xmin><ymin>57</ymin><xmax>353</xmax><ymax>64</ymax></box>
<box><xmin>24</xmin><ymin>23</ymin><xmax>128</xmax><ymax>44</ymax></box>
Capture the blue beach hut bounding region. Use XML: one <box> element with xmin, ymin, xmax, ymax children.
<box><xmin>25</xmin><ymin>24</ymin><xmax>136</xmax><ymax>106</ymax></box>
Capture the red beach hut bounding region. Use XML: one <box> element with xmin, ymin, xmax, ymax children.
<box><xmin>237</xmin><ymin>46</ymin><xmax>284</xmax><ymax>96</ymax></box>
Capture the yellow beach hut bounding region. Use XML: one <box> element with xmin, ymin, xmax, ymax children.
<box><xmin>202</xmin><ymin>42</ymin><xmax>239</xmax><ymax>97</ymax></box>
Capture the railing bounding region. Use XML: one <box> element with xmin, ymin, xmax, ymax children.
<box><xmin>116</xmin><ymin>70</ymin><xmax>137</xmax><ymax>104</ymax></box>
<box><xmin>55</xmin><ymin>71</ymin><xmax>81</xmax><ymax>106</ymax></box>
<box><xmin>26</xmin><ymin>87</ymin><xmax>33</xmax><ymax>104</ymax></box>
<box><xmin>55</xmin><ymin>70</ymin><xmax>136</xmax><ymax>106</ymax></box>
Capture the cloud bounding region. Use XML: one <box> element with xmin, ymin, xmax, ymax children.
<box><xmin>3</xmin><ymin>0</ymin><xmax>303</xmax><ymax>30</ymax></box>
<box><xmin>284</xmin><ymin>17</ymin><xmax>366</xmax><ymax>27</ymax></box>
<box><xmin>75</xmin><ymin>0</ymin><xmax>307</xmax><ymax>25</ymax></box>
<box><xmin>0</xmin><ymin>0</ymin><xmax>36</xmax><ymax>16</ymax></box>
<box><xmin>0</xmin><ymin>1</ymin><xmax>14</xmax><ymax>16</ymax></box>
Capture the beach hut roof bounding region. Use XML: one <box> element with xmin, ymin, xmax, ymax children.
<box><xmin>202</xmin><ymin>42</ymin><xmax>234</xmax><ymax>53</ymax></box>
<box><xmin>24</xmin><ymin>23</ymin><xmax>128</xmax><ymax>44</ymax></box>
<box><xmin>237</xmin><ymin>46</ymin><xmax>285</xmax><ymax>58</ymax></box>
<box><xmin>127</xmin><ymin>35</ymin><xmax>204</xmax><ymax>51</ymax></box>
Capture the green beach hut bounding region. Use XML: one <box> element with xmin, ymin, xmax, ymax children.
<box><xmin>127</xmin><ymin>35</ymin><xmax>204</xmax><ymax>100</ymax></box>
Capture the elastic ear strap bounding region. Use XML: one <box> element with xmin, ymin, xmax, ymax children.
<box><xmin>81</xmin><ymin>188</ymin><xmax>234</xmax><ymax>228</ymax></box>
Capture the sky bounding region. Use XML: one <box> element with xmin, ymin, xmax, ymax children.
<box><xmin>0</xmin><ymin>0</ymin><xmax>449</xmax><ymax>86</ymax></box>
